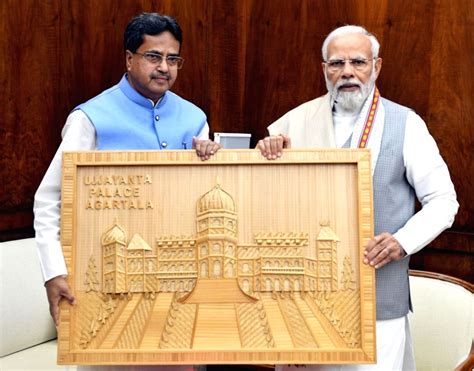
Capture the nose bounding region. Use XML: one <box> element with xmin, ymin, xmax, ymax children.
<box><xmin>156</xmin><ymin>58</ymin><xmax>169</xmax><ymax>72</ymax></box>
<box><xmin>341</xmin><ymin>60</ymin><xmax>355</xmax><ymax>78</ymax></box>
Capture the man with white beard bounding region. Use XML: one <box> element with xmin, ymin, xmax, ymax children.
<box><xmin>257</xmin><ymin>25</ymin><xmax>458</xmax><ymax>370</ymax></box>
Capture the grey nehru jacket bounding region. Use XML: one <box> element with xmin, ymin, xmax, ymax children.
<box><xmin>345</xmin><ymin>98</ymin><xmax>414</xmax><ymax>320</ymax></box>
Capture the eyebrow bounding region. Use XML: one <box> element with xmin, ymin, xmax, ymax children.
<box><xmin>328</xmin><ymin>54</ymin><xmax>370</xmax><ymax>60</ymax></box>
<box><xmin>145</xmin><ymin>50</ymin><xmax>180</xmax><ymax>57</ymax></box>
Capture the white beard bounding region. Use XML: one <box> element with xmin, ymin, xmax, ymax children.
<box><xmin>326</xmin><ymin>71</ymin><xmax>376</xmax><ymax>113</ymax></box>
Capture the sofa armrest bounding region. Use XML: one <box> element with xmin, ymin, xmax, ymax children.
<box><xmin>409</xmin><ymin>270</ymin><xmax>474</xmax><ymax>371</ymax></box>
<box><xmin>0</xmin><ymin>238</ymin><xmax>57</xmax><ymax>357</ymax></box>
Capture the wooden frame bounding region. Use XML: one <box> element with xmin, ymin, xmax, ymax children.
<box><xmin>59</xmin><ymin>149</ymin><xmax>375</xmax><ymax>365</ymax></box>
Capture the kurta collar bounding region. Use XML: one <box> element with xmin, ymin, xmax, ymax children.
<box><xmin>119</xmin><ymin>74</ymin><xmax>168</xmax><ymax>109</ymax></box>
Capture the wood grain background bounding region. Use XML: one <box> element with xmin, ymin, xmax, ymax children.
<box><xmin>1</xmin><ymin>0</ymin><xmax>472</xmax><ymax>282</ymax></box>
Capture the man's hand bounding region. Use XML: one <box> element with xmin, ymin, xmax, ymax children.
<box><xmin>45</xmin><ymin>275</ymin><xmax>76</xmax><ymax>327</ymax></box>
<box><xmin>192</xmin><ymin>137</ymin><xmax>221</xmax><ymax>161</ymax></box>
<box><xmin>363</xmin><ymin>232</ymin><xmax>406</xmax><ymax>269</ymax></box>
<box><xmin>256</xmin><ymin>134</ymin><xmax>291</xmax><ymax>160</ymax></box>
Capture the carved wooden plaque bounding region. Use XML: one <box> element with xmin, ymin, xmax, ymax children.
<box><xmin>59</xmin><ymin>149</ymin><xmax>375</xmax><ymax>365</ymax></box>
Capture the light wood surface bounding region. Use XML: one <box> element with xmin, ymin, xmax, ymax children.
<box><xmin>59</xmin><ymin>149</ymin><xmax>375</xmax><ymax>365</ymax></box>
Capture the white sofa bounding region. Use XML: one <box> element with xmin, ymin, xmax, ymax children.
<box><xmin>0</xmin><ymin>238</ymin><xmax>76</xmax><ymax>370</ymax></box>
<box><xmin>409</xmin><ymin>270</ymin><xmax>474</xmax><ymax>371</ymax></box>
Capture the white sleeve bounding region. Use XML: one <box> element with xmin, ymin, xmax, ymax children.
<box><xmin>393</xmin><ymin>111</ymin><xmax>459</xmax><ymax>255</ymax></box>
<box><xmin>196</xmin><ymin>122</ymin><xmax>210</xmax><ymax>140</ymax></box>
<box><xmin>267</xmin><ymin>114</ymin><xmax>290</xmax><ymax>136</ymax></box>
<box><xmin>33</xmin><ymin>110</ymin><xmax>96</xmax><ymax>282</ymax></box>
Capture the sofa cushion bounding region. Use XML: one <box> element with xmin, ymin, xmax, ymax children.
<box><xmin>409</xmin><ymin>273</ymin><xmax>474</xmax><ymax>370</ymax></box>
<box><xmin>0</xmin><ymin>238</ymin><xmax>57</xmax><ymax>357</ymax></box>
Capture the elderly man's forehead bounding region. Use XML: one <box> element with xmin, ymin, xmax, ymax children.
<box><xmin>327</xmin><ymin>33</ymin><xmax>372</xmax><ymax>54</ymax></box>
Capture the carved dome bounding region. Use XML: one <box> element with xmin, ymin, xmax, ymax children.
<box><xmin>198</xmin><ymin>185</ymin><xmax>235</xmax><ymax>214</ymax></box>
<box><xmin>101</xmin><ymin>223</ymin><xmax>126</xmax><ymax>245</ymax></box>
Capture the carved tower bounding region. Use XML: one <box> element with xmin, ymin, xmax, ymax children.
<box><xmin>316</xmin><ymin>221</ymin><xmax>340</xmax><ymax>291</ymax></box>
<box><xmin>101</xmin><ymin>223</ymin><xmax>127</xmax><ymax>294</ymax></box>
<box><xmin>195</xmin><ymin>184</ymin><xmax>238</xmax><ymax>279</ymax></box>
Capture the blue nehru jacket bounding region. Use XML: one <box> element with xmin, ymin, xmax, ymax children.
<box><xmin>75</xmin><ymin>74</ymin><xmax>207</xmax><ymax>150</ymax></box>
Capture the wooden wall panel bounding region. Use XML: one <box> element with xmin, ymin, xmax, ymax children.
<box><xmin>427</xmin><ymin>1</ymin><xmax>474</xmax><ymax>233</ymax></box>
<box><xmin>1</xmin><ymin>0</ymin><xmax>472</xmax><ymax>281</ymax></box>
<box><xmin>243</xmin><ymin>0</ymin><xmax>330</xmax><ymax>143</ymax></box>
<box><xmin>0</xmin><ymin>0</ymin><xmax>62</xmax><ymax>237</ymax></box>
<box><xmin>423</xmin><ymin>0</ymin><xmax>474</xmax><ymax>282</ymax></box>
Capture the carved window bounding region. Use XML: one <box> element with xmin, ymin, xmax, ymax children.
<box><xmin>242</xmin><ymin>263</ymin><xmax>250</xmax><ymax>273</ymax></box>
<box><xmin>213</xmin><ymin>260</ymin><xmax>222</xmax><ymax>277</ymax></box>
<box><xmin>201</xmin><ymin>261</ymin><xmax>208</xmax><ymax>277</ymax></box>
<box><xmin>294</xmin><ymin>279</ymin><xmax>301</xmax><ymax>291</ymax></box>
<box><xmin>265</xmin><ymin>278</ymin><xmax>272</xmax><ymax>291</ymax></box>
<box><xmin>284</xmin><ymin>278</ymin><xmax>291</xmax><ymax>291</ymax></box>
<box><xmin>226</xmin><ymin>245</ymin><xmax>234</xmax><ymax>255</ymax></box>
<box><xmin>225</xmin><ymin>262</ymin><xmax>234</xmax><ymax>277</ymax></box>
<box><xmin>200</xmin><ymin>245</ymin><xmax>208</xmax><ymax>257</ymax></box>
<box><xmin>274</xmin><ymin>279</ymin><xmax>281</xmax><ymax>291</ymax></box>
<box><xmin>212</xmin><ymin>218</ymin><xmax>223</xmax><ymax>226</ymax></box>
<box><xmin>212</xmin><ymin>243</ymin><xmax>222</xmax><ymax>254</ymax></box>
<box><xmin>242</xmin><ymin>279</ymin><xmax>250</xmax><ymax>293</ymax></box>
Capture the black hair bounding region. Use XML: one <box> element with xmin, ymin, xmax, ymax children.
<box><xmin>124</xmin><ymin>12</ymin><xmax>183</xmax><ymax>53</ymax></box>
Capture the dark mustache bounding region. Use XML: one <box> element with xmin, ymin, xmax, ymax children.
<box><xmin>150</xmin><ymin>72</ymin><xmax>170</xmax><ymax>80</ymax></box>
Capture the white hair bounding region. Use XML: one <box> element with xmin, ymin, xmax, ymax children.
<box><xmin>321</xmin><ymin>25</ymin><xmax>380</xmax><ymax>61</ymax></box>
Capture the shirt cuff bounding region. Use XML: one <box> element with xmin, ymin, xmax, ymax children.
<box><xmin>38</xmin><ymin>239</ymin><xmax>69</xmax><ymax>283</ymax></box>
<box><xmin>392</xmin><ymin>230</ymin><xmax>415</xmax><ymax>256</ymax></box>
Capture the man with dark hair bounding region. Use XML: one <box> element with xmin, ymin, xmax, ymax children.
<box><xmin>34</xmin><ymin>12</ymin><xmax>220</xmax><ymax>329</ymax></box>
<box><xmin>125</xmin><ymin>13</ymin><xmax>183</xmax><ymax>52</ymax></box>
<box><xmin>257</xmin><ymin>25</ymin><xmax>458</xmax><ymax>370</ymax></box>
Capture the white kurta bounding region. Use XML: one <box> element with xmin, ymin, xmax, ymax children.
<box><xmin>269</xmin><ymin>93</ymin><xmax>458</xmax><ymax>370</ymax></box>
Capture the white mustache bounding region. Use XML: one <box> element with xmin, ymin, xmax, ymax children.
<box><xmin>336</xmin><ymin>79</ymin><xmax>362</xmax><ymax>89</ymax></box>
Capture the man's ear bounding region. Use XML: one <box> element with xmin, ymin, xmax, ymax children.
<box><xmin>125</xmin><ymin>50</ymin><xmax>133</xmax><ymax>72</ymax></box>
<box><xmin>374</xmin><ymin>57</ymin><xmax>382</xmax><ymax>79</ymax></box>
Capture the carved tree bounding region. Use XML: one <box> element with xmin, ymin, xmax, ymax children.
<box><xmin>341</xmin><ymin>256</ymin><xmax>355</xmax><ymax>290</ymax></box>
<box><xmin>85</xmin><ymin>257</ymin><xmax>100</xmax><ymax>293</ymax></box>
